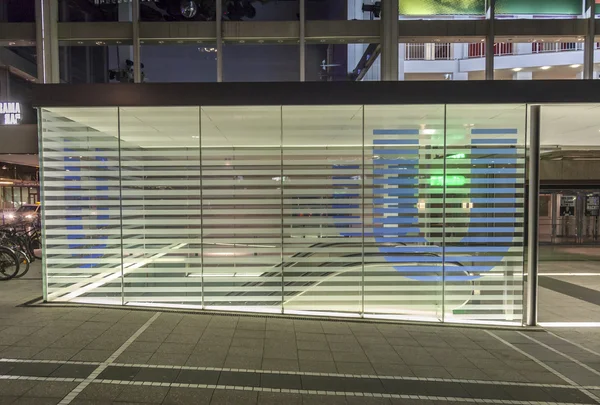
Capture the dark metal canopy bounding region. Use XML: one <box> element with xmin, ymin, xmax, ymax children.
<box><xmin>32</xmin><ymin>80</ymin><xmax>600</xmax><ymax>107</ymax></box>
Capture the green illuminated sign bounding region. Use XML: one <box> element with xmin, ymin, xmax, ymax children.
<box><xmin>430</xmin><ymin>175</ymin><xmax>466</xmax><ymax>187</ymax></box>
<box><xmin>399</xmin><ymin>0</ymin><xmax>582</xmax><ymax>15</ymax></box>
<box><xmin>448</xmin><ymin>153</ymin><xmax>466</xmax><ymax>159</ymax></box>
<box><xmin>399</xmin><ymin>0</ymin><xmax>484</xmax><ymax>15</ymax></box>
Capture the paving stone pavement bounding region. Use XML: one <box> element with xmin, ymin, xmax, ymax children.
<box><xmin>0</xmin><ymin>263</ymin><xmax>600</xmax><ymax>404</ymax></box>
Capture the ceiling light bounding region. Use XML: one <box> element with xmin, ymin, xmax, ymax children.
<box><xmin>512</xmin><ymin>68</ymin><xmax>522</xmax><ymax>72</ymax></box>
<box><xmin>540</xmin><ymin>66</ymin><xmax>551</xmax><ymax>70</ymax></box>
<box><xmin>570</xmin><ymin>64</ymin><xmax>581</xmax><ymax>68</ymax></box>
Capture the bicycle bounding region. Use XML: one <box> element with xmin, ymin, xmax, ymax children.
<box><xmin>0</xmin><ymin>246</ymin><xmax>20</xmax><ymax>281</ymax></box>
<box><xmin>0</xmin><ymin>222</ymin><xmax>40</xmax><ymax>279</ymax></box>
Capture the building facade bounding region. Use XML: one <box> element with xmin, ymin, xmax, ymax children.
<box><xmin>4</xmin><ymin>0</ymin><xmax>600</xmax><ymax>327</ymax></box>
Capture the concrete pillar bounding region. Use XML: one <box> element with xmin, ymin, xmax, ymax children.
<box><xmin>132</xmin><ymin>0</ymin><xmax>141</xmax><ymax>83</ymax></box>
<box><xmin>398</xmin><ymin>44</ymin><xmax>405</xmax><ymax>81</ymax></box>
<box><xmin>453</xmin><ymin>43</ymin><xmax>465</xmax><ymax>60</ymax></box>
<box><xmin>515</xmin><ymin>43</ymin><xmax>532</xmax><ymax>55</ymax></box>
<box><xmin>216</xmin><ymin>0</ymin><xmax>223</xmax><ymax>82</ymax></box>
<box><xmin>513</xmin><ymin>71</ymin><xmax>532</xmax><ymax>80</ymax></box>
<box><xmin>584</xmin><ymin>0</ymin><xmax>595</xmax><ymax>79</ymax></box>
<box><xmin>485</xmin><ymin>0</ymin><xmax>496</xmax><ymax>80</ymax></box>
<box><xmin>299</xmin><ymin>0</ymin><xmax>305</xmax><ymax>81</ymax></box>
<box><xmin>424</xmin><ymin>43</ymin><xmax>434</xmax><ymax>60</ymax></box>
<box><xmin>577</xmin><ymin>70</ymin><xmax>599</xmax><ymax>79</ymax></box>
<box><xmin>35</xmin><ymin>0</ymin><xmax>59</xmax><ymax>83</ymax></box>
<box><xmin>381</xmin><ymin>0</ymin><xmax>399</xmax><ymax>81</ymax></box>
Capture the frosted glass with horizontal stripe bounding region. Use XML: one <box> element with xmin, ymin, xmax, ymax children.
<box><xmin>41</xmin><ymin>108</ymin><xmax>122</xmax><ymax>304</ymax></box>
<box><xmin>363</xmin><ymin>105</ymin><xmax>446</xmax><ymax>321</ymax></box>
<box><xmin>443</xmin><ymin>105</ymin><xmax>526</xmax><ymax>324</ymax></box>
<box><xmin>119</xmin><ymin>107</ymin><xmax>202</xmax><ymax>305</ymax></box>
<box><xmin>40</xmin><ymin>104</ymin><xmax>527</xmax><ymax>325</ymax></box>
<box><xmin>201</xmin><ymin>107</ymin><xmax>283</xmax><ymax>312</ymax></box>
<box><xmin>282</xmin><ymin>106</ymin><xmax>364</xmax><ymax>314</ymax></box>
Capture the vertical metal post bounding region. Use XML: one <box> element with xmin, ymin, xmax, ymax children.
<box><xmin>35</xmin><ymin>0</ymin><xmax>59</xmax><ymax>83</ymax></box>
<box><xmin>526</xmin><ymin>105</ymin><xmax>541</xmax><ymax>327</ymax></box>
<box><xmin>38</xmin><ymin>108</ymin><xmax>48</xmax><ymax>301</ymax></box>
<box><xmin>380</xmin><ymin>0</ymin><xmax>399</xmax><ymax>81</ymax></box>
<box><xmin>584</xmin><ymin>0</ymin><xmax>595</xmax><ymax>80</ymax></box>
<box><xmin>299</xmin><ymin>0</ymin><xmax>306</xmax><ymax>82</ymax></box>
<box><xmin>485</xmin><ymin>0</ymin><xmax>496</xmax><ymax>80</ymax></box>
<box><xmin>132</xmin><ymin>0</ymin><xmax>141</xmax><ymax>83</ymax></box>
<box><xmin>216</xmin><ymin>0</ymin><xmax>223</xmax><ymax>82</ymax></box>
<box><xmin>551</xmin><ymin>192</ymin><xmax>557</xmax><ymax>243</ymax></box>
<box><xmin>49</xmin><ymin>0</ymin><xmax>59</xmax><ymax>83</ymax></box>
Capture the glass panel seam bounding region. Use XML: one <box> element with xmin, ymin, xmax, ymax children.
<box><xmin>361</xmin><ymin>105</ymin><xmax>365</xmax><ymax>317</ymax></box>
<box><xmin>199</xmin><ymin>106</ymin><xmax>204</xmax><ymax>310</ymax></box>
<box><xmin>118</xmin><ymin>107</ymin><xmax>124</xmax><ymax>306</ymax></box>
<box><xmin>442</xmin><ymin>104</ymin><xmax>447</xmax><ymax>323</ymax></box>
<box><xmin>280</xmin><ymin>105</ymin><xmax>284</xmax><ymax>314</ymax></box>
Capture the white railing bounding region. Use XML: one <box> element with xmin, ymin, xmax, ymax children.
<box><xmin>406</xmin><ymin>44</ymin><xmax>425</xmax><ymax>60</ymax></box>
<box><xmin>434</xmin><ymin>43</ymin><xmax>452</xmax><ymax>60</ymax></box>
<box><xmin>468</xmin><ymin>42</ymin><xmax>513</xmax><ymax>58</ymax></box>
<box><xmin>405</xmin><ymin>43</ymin><xmax>452</xmax><ymax>60</ymax></box>
<box><xmin>532</xmin><ymin>42</ymin><xmax>584</xmax><ymax>53</ymax></box>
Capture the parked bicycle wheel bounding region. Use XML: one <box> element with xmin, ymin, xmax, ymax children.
<box><xmin>29</xmin><ymin>235</ymin><xmax>42</xmax><ymax>260</ymax></box>
<box><xmin>13</xmin><ymin>250</ymin><xmax>31</xmax><ymax>279</ymax></box>
<box><xmin>0</xmin><ymin>247</ymin><xmax>20</xmax><ymax>281</ymax></box>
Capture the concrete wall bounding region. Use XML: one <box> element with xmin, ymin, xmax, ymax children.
<box><xmin>541</xmin><ymin>160</ymin><xmax>600</xmax><ymax>181</ymax></box>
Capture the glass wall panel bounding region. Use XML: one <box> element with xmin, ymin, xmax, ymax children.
<box><xmin>200</xmin><ymin>107</ymin><xmax>283</xmax><ymax>312</ymax></box>
<box><xmin>140</xmin><ymin>44</ymin><xmax>217</xmax><ymax>82</ymax></box>
<box><xmin>363</xmin><ymin>105</ymin><xmax>445</xmax><ymax>321</ymax></box>
<box><xmin>119</xmin><ymin>107</ymin><xmax>202</xmax><ymax>306</ymax></box>
<box><xmin>141</xmin><ymin>0</ymin><xmax>216</xmax><ymax>22</ymax></box>
<box><xmin>3</xmin><ymin>187</ymin><xmax>14</xmax><ymax>209</ymax></box>
<box><xmin>282</xmin><ymin>106</ymin><xmax>363</xmax><ymax>315</ymax></box>
<box><xmin>308</xmin><ymin>0</ymin><xmax>356</xmax><ymax>21</ymax></box>
<box><xmin>223</xmin><ymin>45</ymin><xmax>300</xmax><ymax>82</ymax></box>
<box><xmin>309</xmin><ymin>42</ymin><xmax>380</xmax><ymax>82</ymax></box>
<box><xmin>60</xmin><ymin>45</ymin><xmax>121</xmax><ymax>84</ymax></box>
<box><xmin>59</xmin><ymin>0</ymin><xmax>125</xmax><ymax>22</ymax></box>
<box><xmin>39</xmin><ymin>103</ymin><xmax>528</xmax><ymax>325</ymax></box>
<box><xmin>41</xmin><ymin>107</ymin><xmax>122</xmax><ymax>304</ymax></box>
<box><xmin>1</xmin><ymin>0</ymin><xmax>35</xmax><ymax>22</ymax></box>
<box><xmin>443</xmin><ymin>104</ymin><xmax>526</xmax><ymax>324</ymax></box>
